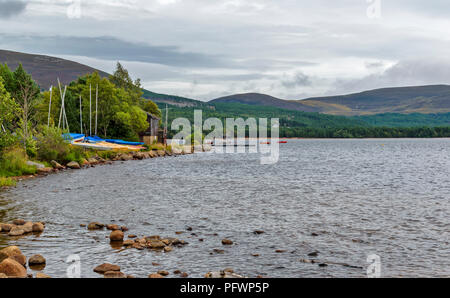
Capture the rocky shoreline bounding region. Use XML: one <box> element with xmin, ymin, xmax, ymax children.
<box><xmin>2</xmin><ymin>145</ymin><xmax>211</xmax><ymax>190</ymax></box>
<box><xmin>0</xmin><ymin>218</ymin><xmax>246</xmax><ymax>279</ymax></box>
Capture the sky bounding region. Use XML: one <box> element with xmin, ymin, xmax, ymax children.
<box><xmin>0</xmin><ymin>0</ymin><xmax>449</xmax><ymax>101</ymax></box>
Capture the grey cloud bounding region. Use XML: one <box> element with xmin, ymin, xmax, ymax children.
<box><xmin>0</xmin><ymin>35</ymin><xmax>228</xmax><ymax>68</ymax></box>
<box><xmin>0</xmin><ymin>0</ymin><xmax>27</xmax><ymax>18</ymax></box>
<box><xmin>281</xmin><ymin>72</ymin><xmax>312</xmax><ymax>89</ymax></box>
<box><xmin>332</xmin><ymin>58</ymin><xmax>450</xmax><ymax>95</ymax></box>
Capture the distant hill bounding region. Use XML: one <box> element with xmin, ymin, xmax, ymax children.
<box><xmin>301</xmin><ymin>85</ymin><xmax>450</xmax><ymax>115</ymax></box>
<box><xmin>0</xmin><ymin>50</ymin><xmax>109</xmax><ymax>89</ymax></box>
<box><xmin>142</xmin><ymin>89</ymin><xmax>210</xmax><ymax>108</ymax></box>
<box><xmin>211</xmin><ymin>85</ymin><xmax>450</xmax><ymax>115</ymax></box>
<box><xmin>211</xmin><ymin>93</ymin><xmax>318</xmax><ymax>113</ymax></box>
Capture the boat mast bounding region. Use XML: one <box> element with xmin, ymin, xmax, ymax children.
<box><xmin>80</xmin><ymin>95</ymin><xmax>83</xmax><ymax>135</ymax></box>
<box><xmin>95</xmin><ymin>84</ymin><xmax>98</xmax><ymax>136</ymax></box>
<box><xmin>164</xmin><ymin>104</ymin><xmax>168</xmax><ymax>145</ymax></box>
<box><xmin>47</xmin><ymin>86</ymin><xmax>52</xmax><ymax>127</ymax></box>
<box><xmin>89</xmin><ymin>84</ymin><xmax>92</xmax><ymax>136</ymax></box>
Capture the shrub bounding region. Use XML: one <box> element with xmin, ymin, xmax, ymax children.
<box><xmin>36</xmin><ymin>126</ymin><xmax>71</xmax><ymax>163</ymax></box>
<box><xmin>0</xmin><ymin>147</ymin><xmax>36</xmax><ymax>177</ymax></box>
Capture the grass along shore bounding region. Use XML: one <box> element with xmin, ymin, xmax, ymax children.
<box><xmin>0</xmin><ymin>144</ymin><xmax>206</xmax><ymax>190</ymax></box>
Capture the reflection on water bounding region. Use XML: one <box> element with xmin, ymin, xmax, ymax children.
<box><xmin>0</xmin><ymin>139</ymin><xmax>449</xmax><ymax>278</ymax></box>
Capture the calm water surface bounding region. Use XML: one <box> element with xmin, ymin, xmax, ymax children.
<box><xmin>0</xmin><ymin>139</ymin><xmax>449</xmax><ymax>278</ymax></box>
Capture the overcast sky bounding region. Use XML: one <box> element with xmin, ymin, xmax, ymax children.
<box><xmin>0</xmin><ymin>0</ymin><xmax>449</xmax><ymax>101</ymax></box>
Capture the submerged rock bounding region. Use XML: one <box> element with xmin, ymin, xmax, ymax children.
<box><xmin>0</xmin><ymin>258</ymin><xmax>27</xmax><ymax>278</ymax></box>
<box><xmin>222</xmin><ymin>239</ymin><xmax>233</xmax><ymax>245</ymax></box>
<box><xmin>104</xmin><ymin>271</ymin><xmax>126</xmax><ymax>279</ymax></box>
<box><xmin>205</xmin><ymin>271</ymin><xmax>244</xmax><ymax>278</ymax></box>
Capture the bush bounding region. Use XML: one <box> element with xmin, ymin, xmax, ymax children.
<box><xmin>0</xmin><ymin>147</ymin><xmax>36</xmax><ymax>177</ymax></box>
<box><xmin>36</xmin><ymin>126</ymin><xmax>71</xmax><ymax>163</ymax></box>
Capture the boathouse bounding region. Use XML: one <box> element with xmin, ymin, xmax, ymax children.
<box><xmin>139</xmin><ymin>113</ymin><xmax>161</xmax><ymax>145</ymax></box>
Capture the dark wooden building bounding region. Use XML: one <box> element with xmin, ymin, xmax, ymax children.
<box><xmin>139</xmin><ymin>113</ymin><xmax>160</xmax><ymax>145</ymax></box>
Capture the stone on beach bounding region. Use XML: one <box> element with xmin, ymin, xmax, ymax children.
<box><xmin>148</xmin><ymin>273</ymin><xmax>164</xmax><ymax>278</ymax></box>
<box><xmin>66</xmin><ymin>161</ymin><xmax>81</xmax><ymax>169</ymax></box>
<box><xmin>29</xmin><ymin>255</ymin><xmax>46</xmax><ymax>266</ymax></box>
<box><xmin>0</xmin><ymin>258</ymin><xmax>27</xmax><ymax>278</ymax></box>
<box><xmin>94</xmin><ymin>263</ymin><xmax>121</xmax><ymax>274</ymax></box>
<box><xmin>0</xmin><ymin>273</ymin><xmax>7</xmax><ymax>278</ymax></box>
<box><xmin>156</xmin><ymin>150</ymin><xmax>166</xmax><ymax>157</ymax></box>
<box><xmin>37</xmin><ymin>167</ymin><xmax>53</xmax><ymax>174</ymax></box>
<box><xmin>110</xmin><ymin>230</ymin><xmax>124</xmax><ymax>242</ymax></box>
<box><xmin>36</xmin><ymin>272</ymin><xmax>51</xmax><ymax>278</ymax></box>
<box><xmin>51</xmin><ymin>160</ymin><xmax>64</xmax><ymax>169</ymax></box>
<box><xmin>104</xmin><ymin>271</ymin><xmax>126</xmax><ymax>278</ymax></box>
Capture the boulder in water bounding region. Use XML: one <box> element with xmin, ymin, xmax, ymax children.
<box><xmin>94</xmin><ymin>263</ymin><xmax>121</xmax><ymax>274</ymax></box>
<box><xmin>8</xmin><ymin>227</ymin><xmax>25</xmax><ymax>236</ymax></box>
<box><xmin>222</xmin><ymin>239</ymin><xmax>233</xmax><ymax>245</ymax></box>
<box><xmin>0</xmin><ymin>258</ymin><xmax>27</xmax><ymax>278</ymax></box>
<box><xmin>32</xmin><ymin>222</ymin><xmax>45</xmax><ymax>233</ymax></box>
<box><xmin>88</xmin><ymin>222</ymin><xmax>104</xmax><ymax>230</ymax></box>
<box><xmin>110</xmin><ymin>230</ymin><xmax>124</xmax><ymax>242</ymax></box>
<box><xmin>29</xmin><ymin>255</ymin><xmax>46</xmax><ymax>266</ymax></box>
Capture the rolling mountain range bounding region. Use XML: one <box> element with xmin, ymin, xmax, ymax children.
<box><xmin>211</xmin><ymin>85</ymin><xmax>450</xmax><ymax>116</ymax></box>
<box><xmin>1</xmin><ymin>49</ymin><xmax>450</xmax><ymax>117</ymax></box>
